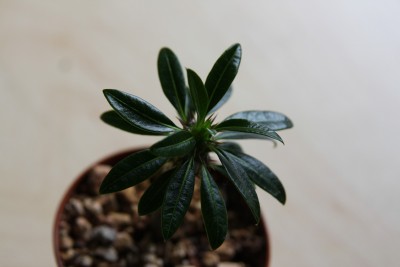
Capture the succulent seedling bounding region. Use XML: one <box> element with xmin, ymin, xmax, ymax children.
<box><xmin>99</xmin><ymin>44</ymin><xmax>293</xmax><ymax>249</ymax></box>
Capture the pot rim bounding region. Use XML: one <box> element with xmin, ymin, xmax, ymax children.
<box><xmin>53</xmin><ymin>147</ymin><xmax>270</xmax><ymax>266</ymax></box>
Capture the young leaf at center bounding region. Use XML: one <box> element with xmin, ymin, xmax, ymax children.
<box><xmin>187</xmin><ymin>69</ymin><xmax>208</xmax><ymax>122</ymax></box>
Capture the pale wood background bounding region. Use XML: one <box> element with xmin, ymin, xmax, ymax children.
<box><xmin>1</xmin><ymin>1</ymin><xmax>400</xmax><ymax>266</ymax></box>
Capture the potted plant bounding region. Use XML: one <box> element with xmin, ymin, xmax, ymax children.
<box><xmin>54</xmin><ymin>43</ymin><xmax>293</xmax><ymax>267</ymax></box>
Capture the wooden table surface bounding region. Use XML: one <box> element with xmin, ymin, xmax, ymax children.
<box><xmin>1</xmin><ymin>1</ymin><xmax>399</xmax><ymax>266</ymax></box>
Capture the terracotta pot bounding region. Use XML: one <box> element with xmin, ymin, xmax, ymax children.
<box><xmin>53</xmin><ymin>148</ymin><xmax>270</xmax><ymax>266</ymax></box>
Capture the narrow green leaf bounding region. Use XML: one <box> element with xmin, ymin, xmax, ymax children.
<box><xmin>228</xmin><ymin>152</ymin><xmax>286</xmax><ymax>204</ymax></box>
<box><xmin>187</xmin><ymin>69</ymin><xmax>209</xmax><ymax>121</ymax></box>
<box><xmin>208</xmin><ymin>86</ymin><xmax>232</xmax><ymax>114</ymax></box>
<box><xmin>158</xmin><ymin>48</ymin><xmax>187</xmax><ymax>120</ymax></box>
<box><xmin>216</xmin><ymin>132</ymin><xmax>279</xmax><ymax>146</ymax></box>
<box><xmin>101</xmin><ymin>110</ymin><xmax>162</xmax><ymax>136</ymax></box>
<box><xmin>210</xmin><ymin>165</ymin><xmax>228</xmax><ymax>178</ymax></box>
<box><xmin>217</xmin><ymin>142</ymin><xmax>243</xmax><ymax>154</ymax></box>
<box><xmin>205</xmin><ymin>44</ymin><xmax>241</xmax><ymax>113</ymax></box>
<box><xmin>138</xmin><ymin>170</ymin><xmax>174</xmax><ymax>215</ymax></box>
<box><xmin>150</xmin><ymin>130</ymin><xmax>196</xmax><ymax>157</ymax></box>
<box><xmin>201</xmin><ymin>166</ymin><xmax>228</xmax><ymax>249</ymax></box>
<box><xmin>215</xmin><ymin>149</ymin><xmax>260</xmax><ymax>224</ymax></box>
<box><xmin>99</xmin><ymin>150</ymin><xmax>167</xmax><ymax>194</ymax></box>
<box><xmin>162</xmin><ymin>157</ymin><xmax>195</xmax><ymax>240</ymax></box>
<box><xmin>184</xmin><ymin>87</ymin><xmax>195</xmax><ymax>121</ymax></box>
<box><xmin>215</xmin><ymin>119</ymin><xmax>284</xmax><ymax>144</ymax></box>
<box><xmin>103</xmin><ymin>89</ymin><xmax>177</xmax><ymax>134</ymax></box>
<box><xmin>225</xmin><ymin>110</ymin><xmax>293</xmax><ymax>131</ymax></box>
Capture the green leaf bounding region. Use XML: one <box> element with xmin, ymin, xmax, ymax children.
<box><xmin>103</xmin><ymin>89</ymin><xmax>177</xmax><ymax>134</ymax></box>
<box><xmin>158</xmin><ymin>48</ymin><xmax>187</xmax><ymax>120</ymax></box>
<box><xmin>138</xmin><ymin>170</ymin><xmax>174</xmax><ymax>215</ymax></box>
<box><xmin>215</xmin><ymin>119</ymin><xmax>284</xmax><ymax>144</ymax></box>
<box><xmin>215</xmin><ymin>149</ymin><xmax>260</xmax><ymax>224</ymax></box>
<box><xmin>187</xmin><ymin>69</ymin><xmax>209</xmax><ymax>121</ymax></box>
<box><xmin>100</xmin><ymin>110</ymin><xmax>162</xmax><ymax>136</ymax></box>
<box><xmin>228</xmin><ymin>152</ymin><xmax>286</xmax><ymax>204</ymax></box>
<box><xmin>210</xmin><ymin>165</ymin><xmax>228</xmax><ymax>178</ymax></box>
<box><xmin>225</xmin><ymin>110</ymin><xmax>293</xmax><ymax>131</ymax></box>
<box><xmin>208</xmin><ymin>86</ymin><xmax>232</xmax><ymax>114</ymax></box>
<box><xmin>181</xmin><ymin>86</ymin><xmax>196</xmax><ymax>122</ymax></box>
<box><xmin>216</xmin><ymin>132</ymin><xmax>279</xmax><ymax>146</ymax></box>
<box><xmin>200</xmin><ymin>166</ymin><xmax>228</xmax><ymax>249</ymax></box>
<box><xmin>150</xmin><ymin>130</ymin><xmax>196</xmax><ymax>157</ymax></box>
<box><xmin>217</xmin><ymin>142</ymin><xmax>243</xmax><ymax>154</ymax></box>
<box><xmin>205</xmin><ymin>44</ymin><xmax>241</xmax><ymax>113</ymax></box>
<box><xmin>99</xmin><ymin>150</ymin><xmax>167</xmax><ymax>194</ymax></box>
<box><xmin>162</xmin><ymin>157</ymin><xmax>195</xmax><ymax>240</ymax></box>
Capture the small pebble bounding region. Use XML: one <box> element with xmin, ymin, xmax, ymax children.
<box><xmin>96</xmin><ymin>262</ymin><xmax>111</xmax><ymax>267</ymax></box>
<box><xmin>74</xmin><ymin>216</ymin><xmax>92</xmax><ymax>240</ymax></box>
<box><xmin>97</xmin><ymin>194</ymin><xmax>118</xmax><ymax>213</ymax></box>
<box><xmin>65</xmin><ymin>198</ymin><xmax>85</xmax><ymax>217</ymax></box>
<box><xmin>217</xmin><ymin>262</ymin><xmax>245</xmax><ymax>267</ymax></box>
<box><xmin>74</xmin><ymin>255</ymin><xmax>93</xmax><ymax>267</ymax></box>
<box><xmin>60</xmin><ymin>248</ymin><xmax>76</xmax><ymax>262</ymax></box>
<box><xmin>94</xmin><ymin>247</ymin><xmax>118</xmax><ymax>262</ymax></box>
<box><xmin>171</xmin><ymin>240</ymin><xmax>187</xmax><ymax>260</ymax></box>
<box><xmin>114</xmin><ymin>232</ymin><xmax>134</xmax><ymax>251</ymax></box>
<box><xmin>83</xmin><ymin>198</ymin><xmax>103</xmax><ymax>218</ymax></box>
<box><xmin>143</xmin><ymin>253</ymin><xmax>157</xmax><ymax>263</ymax></box>
<box><xmin>106</xmin><ymin>212</ymin><xmax>132</xmax><ymax>228</ymax></box>
<box><xmin>216</xmin><ymin>240</ymin><xmax>236</xmax><ymax>261</ymax></box>
<box><xmin>203</xmin><ymin>251</ymin><xmax>220</xmax><ymax>266</ymax></box>
<box><xmin>60</xmin><ymin>235</ymin><xmax>74</xmax><ymax>250</ymax></box>
<box><xmin>90</xmin><ymin>225</ymin><xmax>117</xmax><ymax>246</ymax></box>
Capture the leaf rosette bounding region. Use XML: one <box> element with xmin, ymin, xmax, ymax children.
<box><xmin>99</xmin><ymin>43</ymin><xmax>293</xmax><ymax>249</ymax></box>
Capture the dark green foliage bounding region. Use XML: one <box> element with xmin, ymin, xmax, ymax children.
<box><xmin>99</xmin><ymin>150</ymin><xmax>167</xmax><ymax>194</ymax></box>
<box><xmin>101</xmin><ymin>110</ymin><xmax>162</xmax><ymax>135</ymax></box>
<box><xmin>225</xmin><ymin>110</ymin><xmax>293</xmax><ymax>131</ymax></box>
<box><xmin>158</xmin><ymin>48</ymin><xmax>188</xmax><ymax>120</ymax></box>
<box><xmin>229</xmin><ymin>152</ymin><xmax>286</xmax><ymax>204</ymax></box>
<box><xmin>200</xmin><ymin>166</ymin><xmax>227</xmax><ymax>249</ymax></box>
<box><xmin>150</xmin><ymin>130</ymin><xmax>196</xmax><ymax>157</ymax></box>
<box><xmin>205</xmin><ymin>44</ymin><xmax>241</xmax><ymax>113</ymax></box>
<box><xmin>215</xmin><ymin>119</ymin><xmax>284</xmax><ymax>144</ymax></box>
<box><xmin>215</xmin><ymin>149</ymin><xmax>260</xmax><ymax>224</ymax></box>
<box><xmin>161</xmin><ymin>157</ymin><xmax>195</xmax><ymax>240</ymax></box>
<box><xmin>99</xmin><ymin>44</ymin><xmax>293</xmax><ymax>249</ymax></box>
<box><xmin>187</xmin><ymin>69</ymin><xmax>209</xmax><ymax>122</ymax></box>
<box><xmin>138</xmin><ymin>170</ymin><xmax>174</xmax><ymax>215</ymax></box>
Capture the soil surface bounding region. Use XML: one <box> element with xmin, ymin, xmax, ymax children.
<box><xmin>56</xmin><ymin>163</ymin><xmax>267</xmax><ymax>267</ymax></box>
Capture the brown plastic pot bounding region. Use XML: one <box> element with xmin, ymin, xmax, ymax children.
<box><xmin>53</xmin><ymin>148</ymin><xmax>270</xmax><ymax>266</ymax></box>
